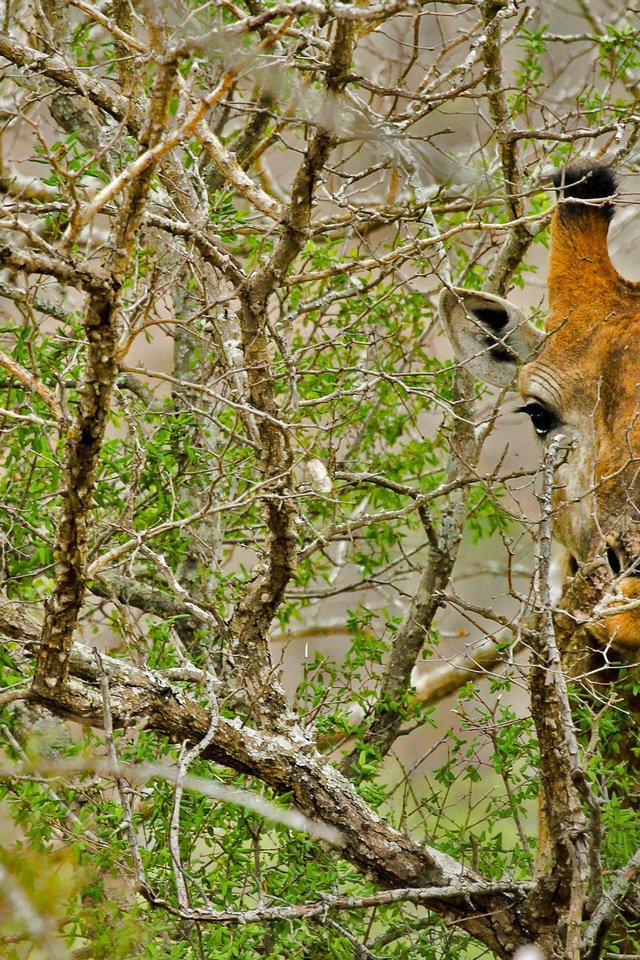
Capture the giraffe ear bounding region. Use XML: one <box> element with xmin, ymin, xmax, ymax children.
<box><xmin>439</xmin><ymin>287</ymin><xmax>545</xmax><ymax>387</ymax></box>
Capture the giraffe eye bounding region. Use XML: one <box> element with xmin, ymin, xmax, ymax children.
<box><xmin>517</xmin><ymin>402</ymin><xmax>558</xmax><ymax>438</ymax></box>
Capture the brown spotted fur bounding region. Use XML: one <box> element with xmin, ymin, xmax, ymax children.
<box><xmin>518</xmin><ymin>165</ymin><xmax>640</xmax><ymax>647</ymax></box>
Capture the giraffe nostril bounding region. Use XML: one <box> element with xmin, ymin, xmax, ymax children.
<box><xmin>607</xmin><ymin>546</ymin><xmax>622</xmax><ymax>575</ymax></box>
<box><xmin>606</xmin><ymin>545</ymin><xmax>640</xmax><ymax>577</ymax></box>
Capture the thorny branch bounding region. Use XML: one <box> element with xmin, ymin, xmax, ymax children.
<box><xmin>523</xmin><ymin>439</ymin><xmax>592</xmax><ymax>959</ymax></box>
<box><xmin>35</xmin><ymin>48</ymin><xmax>181</xmax><ymax>698</ymax></box>
<box><xmin>341</xmin><ymin>371</ymin><xmax>481</xmax><ymax>773</ymax></box>
<box><xmin>1</xmin><ymin>0</ymin><xmax>639</xmax><ymax>956</ymax></box>
<box><xmin>0</xmin><ymin>599</ymin><xmax>537</xmax><ymax>957</ymax></box>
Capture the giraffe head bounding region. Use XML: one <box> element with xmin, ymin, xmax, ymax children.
<box><xmin>440</xmin><ymin>162</ymin><xmax>640</xmax><ymax>648</ymax></box>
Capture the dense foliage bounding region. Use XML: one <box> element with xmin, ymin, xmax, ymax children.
<box><xmin>0</xmin><ymin>1</ymin><xmax>639</xmax><ymax>957</ymax></box>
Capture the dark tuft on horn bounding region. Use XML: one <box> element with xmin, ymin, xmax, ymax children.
<box><xmin>553</xmin><ymin>161</ymin><xmax>618</xmax><ymax>223</ymax></box>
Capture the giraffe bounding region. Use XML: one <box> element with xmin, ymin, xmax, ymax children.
<box><xmin>439</xmin><ymin>161</ymin><xmax>640</xmax><ymax>650</ymax></box>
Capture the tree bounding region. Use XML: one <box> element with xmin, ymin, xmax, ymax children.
<box><xmin>0</xmin><ymin>0</ymin><xmax>639</xmax><ymax>957</ymax></box>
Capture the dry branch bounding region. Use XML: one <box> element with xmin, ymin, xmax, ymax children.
<box><xmin>2</xmin><ymin>2</ymin><xmax>639</xmax><ymax>956</ymax></box>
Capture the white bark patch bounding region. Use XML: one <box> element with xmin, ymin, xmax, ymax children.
<box><xmin>513</xmin><ymin>946</ymin><xmax>544</xmax><ymax>960</ymax></box>
<box><xmin>306</xmin><ymin>458</ymin><xmax>333</xmax><ymax>493</ymax></box>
